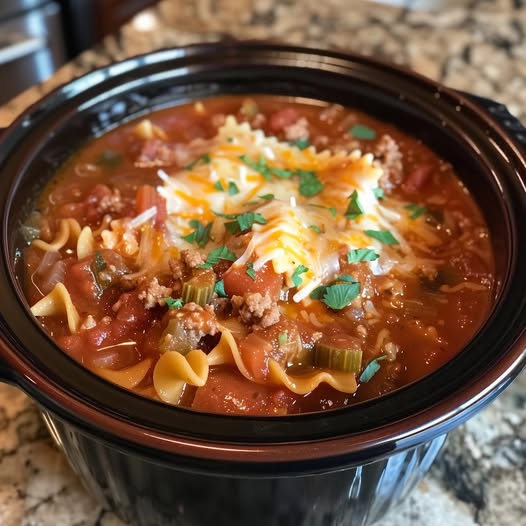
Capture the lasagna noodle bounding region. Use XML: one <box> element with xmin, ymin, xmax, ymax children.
<box><xmin>153</xmin><ymin>349</ymin><xmax>209</xmax><ymax>404</ymax></box>
<box><xmin>94</xmin><ymin>358</ymin><xmax>152</xmax><ymax>390</ymax></box>
<box><xmin>77</xmin><ymin>226</ymin><xmax>94</xmax><ymax>259</ymax></box>
<box><xmin>32</xmin><ymin>218</ymin><xmax>81</xmax><ymax>253</ymax></box>
<box><xmin>30</xmin><ymin>282</ymin><xmax>80</xmax><ymax>333</ymax></box>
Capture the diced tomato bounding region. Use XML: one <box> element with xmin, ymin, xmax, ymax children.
<box><xmin>403</xmin><ymin>164</ymin><xmax>434</xmax><ymax>194</ymax></box>
<box><xmin>222</xmin><ymin>262</ymin><xmax>282</xmax><ymax>301</ymax></box>
<box><xmin>191</xmin><ymin>366</ymin><xmax>297</xmax><ymax>415</ymax></box>
<box><xmin>238</xmin><ymin>332</ymin><xmax>274</xmax><ymax>381</ymax></box>
<box><xmin>269</xmin><ymin>108</ymin><xmax>300</xmax><ymax>133</ymax></box>
<box><xmin>136</xmin><ymin>185</ymin><xmax>158</xmax><ymax>215</ymax></box>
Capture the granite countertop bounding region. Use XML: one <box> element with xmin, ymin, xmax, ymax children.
<box><xmin>0</xmin><ymin>1</ymin><xmax>525</xmax><ymax>525</ymax></box>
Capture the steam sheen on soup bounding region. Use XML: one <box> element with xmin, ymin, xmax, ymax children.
<box><xmin>22</xmin><ymin>96</ymin><xmax>494</xmax><ymax>415</ymax></box>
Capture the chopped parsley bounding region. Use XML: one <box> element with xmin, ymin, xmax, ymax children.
<box><xmin>359</xmin><ymin>355</ymin><xmax>388</xmax><ymax>383</ymax></box>
<box><xmin>246</xmin><ymin>262</ymin><xmax>256</xmax><ymax>280</ymax></box>
<box><xmin>365</xmin><ymin>229</ymin><xmax>399</xmax><ymax>245</ymax></box>
<box><xmin>185</xmin><ymin>153</ymin><xmax>211</xmax><ymax>170</ymax></box>
<box><xmin>181</xmin><ymin>219</ymin><xmax>213</xmax><ymax>248</ymax></box>
<box><xmin>310</xmin><ymin>275</ymin><xmax>360</xmax><ymax>310</ymax></box>
<box><xmin>93</xmin><ymin>250</ymin><xmax>107</xmax><ymax>273</ymax></box>
<box><xmin>293</xmin><ymin>138</ymin><xmax>310</xmax><ymax>150</ymax></box>
<box><xmin>217</xmin><ymin>211</ymin><xmax>267</xmax><ymax>234</ymax></box>
<box><xmin>347</xmin><ymin>248</ymin><xmax>379</xmax><ymax>263</ymax></box>
<box><xmin>344</xmin><ymin>190</ymin><xmax>364</xmax><ymax>220</ymax></box>
<box><xmin>405</xmin><ymin>203</ymin><xmax>428</xmax><ymax>220</ymax></box>
<box><xmin>308</xmin><ymin>224</ymin><xmax>322</xmax><ymax>234</ymax></box>
<box><xmin>239</xmin><ymin>155</ymin><xmax>323</xmax><ymax>196</ymax></box>
<box><xmin>349</xmin><ymin>124</ymin><xmax>377</xmax><ymax>140</ymax></box>
<box><xmin>214</xmin><ymin>279</ymin><xmax>228</xmax><ymax>298</ymax></box>
<box><xmin>239</xmin><ymin>154</ymin><xmax>273</xmax><ymax>181</ymax></box>
<box><xmin>309</xmin><ymin>204</ymin><xmax>337</xmax><ymax>217</ymax></box>
<box><xmin>297</xmin><ymin>169</ymin><xmax>323</xmax><ymax>197</ymax></box>
<box><xmin>228</xmin><ymin>181</ymin><xmax>240</xmax><ymax>195</ymax></box>
<box><xmin>165</xmin><ymin>297</ymin><xmax>184</xmax><ymax>310</ymax></box>
<box><xmin>373</xmin><ymin>187</ymin><xmax>385</xmax><ymax>200</ymax></box>
<box><xmin>199</xmin><ymin>246</ymin><xmax>237</xmax><ymax>269</ymax></box>
<box><xmin>291</xmin><ymin>264</ymin><xmax>309</xmax><ymax>287</ymax></box>
<box><xmin>214</xmin><ymin>181</ymin><xmax>225</xmax><ymax>192</ymax></box>
<box><xmin>258</xmin><ymin>193</ymin><xmax>275</xmax><ymax>201</ymax></box>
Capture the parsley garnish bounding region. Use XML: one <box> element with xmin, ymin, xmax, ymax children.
<box><xmin>359</xmin><ymin>355</ymin><xmax>387</xmax><ymax>383</ymax></box>
<box><xmin>239</xmin><ymin>154</ymin><xmax>273</xmax><ymax>181</ymax></box>
<box><xmin>181</xmin><ymin>219</ymin><xmax>213</xmax><ymax>248</ymax></box>
<box><xmin>259</xmin><ymin>193</ymin><xmax>274</xmax><ymax>200</ymax></box>
<box><xmin>214</xmin><ymin>280</ymin><xmax>228</xmax><ymax>298</ymax></box>
<box><xmin>93</xmin><ymin>250</ymin><xmax>107</xmax><ymax>273</ymax></box>
<box><xmin>271</xmin><ymin>167</ymin><xmax>293</xmax><ymax>179</ymax></box>
<box><xmin>405</xmin><ymin>203</ymin><xmax>428</xmax><ymax>220</ymax></box>
<box><xmin>291</xmin><ymin>264</ymin><xmax>309</xmax><ymax>287</ymax></box>
<box><xmin>349</xmin><ymin>124</ymin><xmax>377</xmax><ymax>140</ymax></box>
<box><xmin>165</xmin><ymin>297</ymin><xmax>184</xmax><ymax>309</ymax></box>
<box><xmin>347</xmin><ymin>248</ymin><xmax>379</xmax><ymax>263</ymax></box>
<box><xmin>246</xmin><ymin>262</ymin><xmax>256</xmax><ymax>280</ymax></box>
<box><xmin>185</xmin><ymin>153</ymin><xmax>211</xmax><ymax>170</ymax></box>
<box><xmin>309</xmin><ymin>204</ymin><xmax>337</xmax><ymax>217</ymax></box>
<box><xmin>297</xmin><ymin>169</ymin><xmax>323</xmax><ymax>197</ymax></box>
<box><xmin>308</xmin><ymin>224</ymin><xmax>322</xmax><ymax>234</ymax></box>
<box><xmin>218</xmin><ymin>211</ymin><xmax>267</xmax><ymax>234</ymax></box>
<box><xmin>344</xmin><ymin>190</ymin><xmax>364</xmax><ymax>219</ymax></box>
<box><xmin>293</xmin><ymin>138</ymin><xmax>310</xmax><ymax>150</ymax></box>
<box><xmin>214</xmin><ymin>181</ymin><xmax>225</xmax><ymax>192</ymax></box>
<box><xmin>199</xmin><ymin>246</ymin><xmax>237</xmax><ymax>269</ymax></box>
<box><xmin>310</xmin><ymin>275</ymin><xmax>360</xmax><ymax>310</ymax></box>
<box><xmin>373</xmin><ymin>187</ymin><xmax>385</xmax><ymax>200</ymax></box>
<box><xmin>365</xmin><ymin>229</ymin><xmax>399</xmax><ymax>245</ymax></box>
<box><xmin>228</xmin><ymin>181</ymin><xmax>240</xmax><ymax>195</ymax></box>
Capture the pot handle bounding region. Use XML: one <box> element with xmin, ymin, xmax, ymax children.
<box><xmin>463</xmin><ymin>93</ymin><xmax>526</xmax><ymax>150</ymax></box>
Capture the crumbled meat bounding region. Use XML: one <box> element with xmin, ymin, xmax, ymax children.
<box><xmin>169</xmin><ymin>257</ymin><xmax>185</xmax><ymax>280</ymax></box>
<box><xmin>120</xmin><ymin>273</ymin><xmax>147</xmax><ymax>291</ymax></box>
<box><xmin>355</xmin><ymin>324</ymin><xmax>368</xmax><ymax>339</ymax></box>
<box><xmin>384</xmin><ymin>341</ymin><xmax>400</xmax><ymax>361</ymax></box>
<box><xmin>135</xmin><ymin>139</ymin><xmax>191</xmax><ymax>168</ymax></box>
<box><xmin>232</xmin><ymin>292</ymin><xmax>280</xmax><ymax>328</ymax></box>
<box><xmin>181</xmin><ymin>249</ymin><xmax>206</xmax><ymax>269</ymax></box>
<box><xmin>211</xmin><ymin>113</ymin><xmax>226</xmax><ymax>128</ymax></box>
<box><xmin>251</xmin><ymin>113</ymin><xmax>266</xmax><ymax>128</ymax></box>
<box><xmin>284</xmin><ymin>117</ymin><xmax>309</xmax><ymax>141</ymax></box>
<box><xmin>138</xmin><ymin>277</ymin><xmax>173</xmax><ymax>309</ymax></box>
<box><xmin>226</xmin><ymin>232</ymin><xmax>251</xmax><ymax>251</ymax></box>
<box><xmin>171</xmin><ymin>302</ymin><xmax>219</xmax><ymax>342</ymax></box>
<box><xmin>319</xmin><ymin>104</ymin><xmax>344</xmax><ymax>124</ymax></box>
<box><xmin>80</xmin><ymin>315</ymin><xmax>97</xmax><ymax>331</ymax></box>
<box><xmin>374</xmin><ymin>134</ymin><xmax>403</xmax><ymax>188</ymax></box>
<box><xmin>211</xmin><ymin>297</ymin><xmax>231</xmax><ymax>316</ymax></box>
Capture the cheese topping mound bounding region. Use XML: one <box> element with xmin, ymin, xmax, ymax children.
<box><xmin>150</xmin><ymin>116</ymin><xmax>404</xmax><ymax>301</ymax></box>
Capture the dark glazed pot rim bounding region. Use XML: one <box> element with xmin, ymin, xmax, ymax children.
<box><xmin>0</xmin><ymin>42</ymin><xmax>525</xmax><ymax>473</ymax></box>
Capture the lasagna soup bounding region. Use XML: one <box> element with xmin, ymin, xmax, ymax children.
<box><xmin>22</xmin><ymin>96</ymin><xmax>495</xmax><ymax>415</ymax></box>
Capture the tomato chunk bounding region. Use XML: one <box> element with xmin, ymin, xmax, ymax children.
<box><xmin>222</xmin><ymin>262</ymin><xmax>282</xmax><ymax>301</ymax></box>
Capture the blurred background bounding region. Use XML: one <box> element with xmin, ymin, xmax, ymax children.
<box><xmin>0</xmin><ymin>0</ymin><xmax>158</xmax><ymax>104</ymax></box>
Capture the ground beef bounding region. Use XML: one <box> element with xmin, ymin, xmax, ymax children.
<box><xmin>171</xmin><ymin>302</ymin><xmax>219</xmax><ymax>342</ymax></box>
<box><xmin>135</xmin><ymin>139</ymin><xmax>190</xmax><ymax>168</ymax></box>
<box><xmin>374</xmin><ymin>134</ymin><xmax>403</xmax><ymax>188</ymax></box>
<box><xmin>96</xmin><ymin>188</ymin><xmax>125</xmax><ymax>216</ymax></box>
<box><xmin>169</xmin><ymin>257</ymin><xmax>185</xmax><ymax>280</ymax></box>
<box><xmin>138</xmin><ymin>277</ymin><xmax>173</xmax><ymax>309</ymax></box>
<box><xmin>181</xmin><ymin>249</ymin><xmax>206</xmax><ymax>269</ymax></box>
<box><xmin>284</xmin><ymin>117</ymin><xmax>310</xmax><ymax>141</ymax></box>
<box><xmin>232</xmin><ymin>292</ymin><xmax>280</xmax><ymax>328</ymax></box>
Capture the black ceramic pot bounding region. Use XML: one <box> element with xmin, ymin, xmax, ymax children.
<box><xmin>0</xmin><ymin>43</ymin><xmax>525</xmax><ymax>526</ymax></box>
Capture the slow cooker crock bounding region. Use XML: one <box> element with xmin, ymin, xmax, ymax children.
<box><xmin>0</xmin><ymin>42</ymin><xmax>525</xmax><ymax>526</ymax></box>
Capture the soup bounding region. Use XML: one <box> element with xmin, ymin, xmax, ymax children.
<box><xmin>22</xmin><ymin>96</ymin><xmax>494</xmax><ymax>415</ymax></box>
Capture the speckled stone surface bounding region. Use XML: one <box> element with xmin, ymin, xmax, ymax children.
<box><xmin>0</xmin><ymin>1</ymin><xmax>525</xmax><ymax>525</ymax></box>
